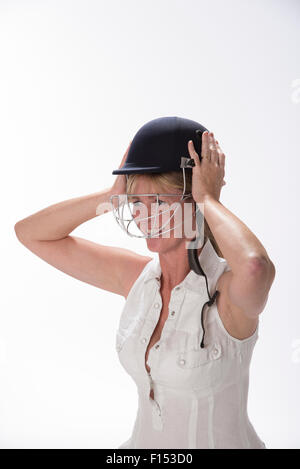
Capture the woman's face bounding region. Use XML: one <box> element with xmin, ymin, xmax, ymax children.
<box><xmin>127</xmin><ymin>176</ymin><xmax>196</xmax><ymax>254</ymax></box>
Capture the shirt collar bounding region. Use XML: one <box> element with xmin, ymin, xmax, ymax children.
<box><xmin>143</xmin><ymin>237</ymin><xmax>224</xmax><ymax>290</ymax></box>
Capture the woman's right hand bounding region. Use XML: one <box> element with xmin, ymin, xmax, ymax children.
<box><xmin>110</xmin><ymin>140</ymin><xmax>132</xmax><ymax>197</ymax></box>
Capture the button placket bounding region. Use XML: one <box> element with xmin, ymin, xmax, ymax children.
<box><xmin>141</xmin><ymin>284</ymin><xmax>182</xmax><ymax>413</ymax></box>
<box><xmin>149</xmin><ymin>380</ymin><xmax>163</xmax><ymax>430</ymax></box>
<box><xmin>149</xmin><ymin>341</ymin><xmax>161</xmax><ymax>370</ymax></box>
<box><xmin>140</xmin><ymin>291</ymin><xmax>163</xmax><ymax>378</ymax></box>
<box><xmin>168</xmin><ymin>287</ymin><xmax>184</xmax><ymax>321</ymax></box>
<box><xmin>209</xmin><ymin>343</ymin><xmax>222</xmax><ymax>360</ymax></box>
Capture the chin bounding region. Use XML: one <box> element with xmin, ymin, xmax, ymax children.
<box><xmin>145</xmin><ymin>237</ymin><xmax>164</xmax><ymax>252</ymax></box>
<box><xmin>145</xmin><ymin>235</ymin><xmax>183</xmax><ymax>254</ymax></box>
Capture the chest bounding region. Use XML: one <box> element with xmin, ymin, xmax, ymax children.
<box><xmin>144</xmin><ymin>287</ymin><xmax>171</xmax><ymax>372</ymax></box>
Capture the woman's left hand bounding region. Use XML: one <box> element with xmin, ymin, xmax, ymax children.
<box><xmin>188</xmin><ymin>131</ymin><xmax>226</xmax><ymax>204</ymax></box>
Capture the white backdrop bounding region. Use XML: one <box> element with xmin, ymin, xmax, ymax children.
<box><xmin>1</xmin><ymin>0</ymin><xmax>299</xmax><ymax>449</ymax></box>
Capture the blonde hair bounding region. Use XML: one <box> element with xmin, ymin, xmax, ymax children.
<box><xmin>126</xmin><ymin>170</ymin><xmax>224</xmax><ymax>258</ymax></box>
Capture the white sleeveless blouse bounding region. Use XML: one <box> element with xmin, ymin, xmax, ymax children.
<box><xmin>115</xmin><ymin>238</ymin><xmax>266</xmax><ymax>449</ymax></box>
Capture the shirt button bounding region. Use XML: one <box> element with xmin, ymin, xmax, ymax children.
<box><xmin>179</xmin><ymin>359</ymin><xmax>185</xmax><ymax>365</ymax></box>
<box><xmin>154</xmin><ymin>302</ymin><xmax>160</xmax><ymax>308</ymax></box>
<box><xmin>141</xmin><ymin>338</ymin><xmax>147</xmax><ymax>343</ymax></box>
<box><xmin>175</xmin><ymin>286</ymin><xmax>181</xmax><ymax>291</ymax></box>
<box><xmin>170</xmin><ymin>310</ymin><xmax>176</xmax><ymax>317</ymax></box>
<box><xmin>155</xmin><ymin>344</ymin><xmax>160</xmax><ymax>349</ymax></box>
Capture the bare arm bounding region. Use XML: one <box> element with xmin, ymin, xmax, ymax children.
<box><xmin>188</xmin><ymin>131</ymin><xmax>276</xmax><ymax>339</ymax></box>
<box><xmin>14</xmin><ymin>186</ymin><xmax>152</xmax><ymax>298</ymax></box>
<box><xmin>198</xmin><ymin>194</ymin><xmax>276</xmax><ymax>318</ymax></box>
<box><xmin>15</xmin><ymin>188</ymin><xmax>113</xmax><ymax>241</ymax></box>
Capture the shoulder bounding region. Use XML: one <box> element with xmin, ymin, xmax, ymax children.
<box><xmin>122</xmin><ymin>255</ymin><xmax>153</xmax><ymax>300</ymax></box>
<box><xmin>215</xmin><ymin>269</ymin><xmax>259</xmax><ymax>341</ymax></box>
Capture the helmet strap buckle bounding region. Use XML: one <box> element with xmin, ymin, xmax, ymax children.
<box><xmin>180</xmin><ymin>157</ymin><xmax>195</xmax><ymax>168</ymax></box>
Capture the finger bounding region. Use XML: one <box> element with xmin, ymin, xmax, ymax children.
<box><xmin>201</xmin><ymin>130</ymin><xmax>210</xmax><ymax>160</ymax></box>
<box><xmin>219</xmin><ymin>152</ymin><xmax>225</xmax><ymax>168</ymax></box>
<box><xmin>215</xmin><ymin>140</ymin><xmax>226</xmax><ymax>167</ymax></box>
<box><xmin>215</xmin><ymin>140</ymin><xmax>223</xmax><ymax>153</ymax></box>
<box><xmin>188</xmin><ymin>140</ymin><xmax>201</xmax><ymax>167</ymax></box>
<box><xmin>209</xmin><ymin>133</ymin><xmax>219</xmax><ymax>165</ymax></box>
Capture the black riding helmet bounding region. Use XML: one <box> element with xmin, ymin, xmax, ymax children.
<box><xmin>111</xmin><ymin>116</ymin><xmax>220</xmax><ymax>348</ymax></box>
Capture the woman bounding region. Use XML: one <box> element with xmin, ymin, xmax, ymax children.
<box><xmin>14</xmin><ymin>116</ymin><xmax>275</xmax><ymax>449</ymax></box>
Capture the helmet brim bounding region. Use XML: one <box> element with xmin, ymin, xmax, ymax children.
<box><xmin>112</xmin><ymin>165</ymin><xmax>165</xmax><ymax>175</ymax></box>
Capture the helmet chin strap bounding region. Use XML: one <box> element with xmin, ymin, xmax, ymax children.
<box><xmin>187</xmin><ymin>201</ymin><xmax>220</xmax><ymax>349</ymax></box>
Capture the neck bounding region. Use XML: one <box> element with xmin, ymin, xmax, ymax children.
<box><xmin>158</xmin><ymin>238</ymin><xmax>205</xmax><ymax>291</ymax></box>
